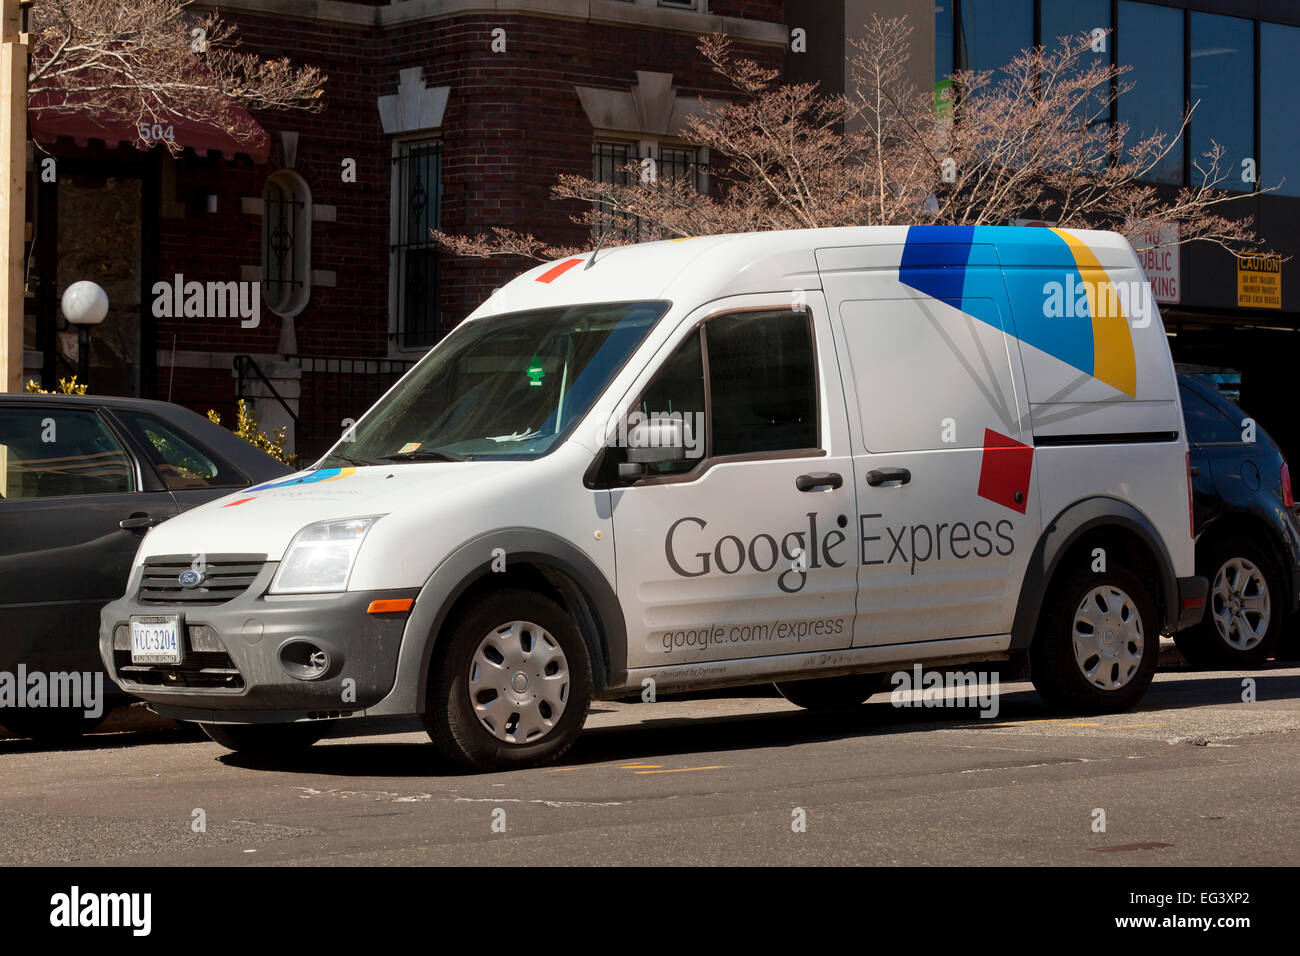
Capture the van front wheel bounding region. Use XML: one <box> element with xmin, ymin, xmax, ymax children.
<box><xmin>1031</xmin><ymin>564</ymin><xmax>1158</xmax><ymax>713</ymax></box>
<box><xmin>424</xmin><ymin>589</ymin><xmax>593</xmax><ymax>771</ymax></box>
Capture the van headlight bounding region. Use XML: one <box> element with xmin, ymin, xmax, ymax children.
<box><xmin>269</xmin><ymin>516</ymin><xmax>384</xmax><ymax>594</ymax></box>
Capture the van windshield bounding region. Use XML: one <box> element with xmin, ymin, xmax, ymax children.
<box><xmin>322</xmin><ymin>300</ymin><xmax>668</xmax><ymax>464</ymax></box>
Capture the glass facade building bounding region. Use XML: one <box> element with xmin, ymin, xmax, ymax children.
<box><xmin>924</xmin><ymin>0</ymin><xmax>1300</xmax><ymax>470</ymax></box>
<box><xmin>937</xmin><ymin>0</ymin><xmax>1292</xmax><ymax>195</ymax></box>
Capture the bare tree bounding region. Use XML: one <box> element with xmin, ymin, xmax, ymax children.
<box><xmin>27</xmin><ymin>0</ymin><xmax>325</xmax><ymax>152</ymax></box>
<box><xmin>437</xmin><ymin>15</ymin><xmax>1268</xmax><ymax>262</ymax></box>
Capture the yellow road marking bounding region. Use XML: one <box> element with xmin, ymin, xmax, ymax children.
<box><xmin>621</xmin><ymin>764</ymin><xmax>661</xmax><ymax>769</ymax></box>
<box><xmin>634</xmin><ymin>765</ymin><xmax>728</xmax><ymax>775</ymax></box>
<box><xmin>1061</xmin><ymin>722</ymin><xmax>1100</xmax><ymax>727</ymax></box>
<box><xmin>1109</xmin><ymin>723</ymin><xmax>1163</xmax><ymax>729</ymax></box>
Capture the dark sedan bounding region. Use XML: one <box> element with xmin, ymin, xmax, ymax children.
<box><xmin>1177</xmin><ymin>374</ymin><xmax>1300</xmax><ymax>668</ymax></box>
<box><xmin>0</xmin><ymin>394</ymin><xmax>290</xmax><ymax>740</ymax></box>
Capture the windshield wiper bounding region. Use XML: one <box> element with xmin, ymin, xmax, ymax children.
<box><xmin>328</xmin><ymin>452</ymin><xmax>393</xmax><ymax>467</ymax></box>
<box><xmin>381</xmin><ymin>448</ymin><xmax>470</xmax><ymax>462</ymax></box>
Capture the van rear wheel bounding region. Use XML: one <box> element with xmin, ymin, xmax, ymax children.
<box><xmin>423</xmin><ymin>589</ymin><xmax>592</xmax><ymax>771</ymax></box>
<box><xmin>200</xmin><ymin>721</ymin><xmax>333</xmax><ymax>755</ymax></box>
<box><xmin>1030</xmin><ymin>563</ymin><xmax>1158</xmax><ymax>713</ymax></box>
<box><xmin>774</xmin><ymin>673</ymin><xmax>886</xmax><ymax>711</ymax></box>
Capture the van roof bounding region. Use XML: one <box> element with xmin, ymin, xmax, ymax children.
<box><xmin>470</xmin><ymin>225</ymin><xmax>1141</xmax><ymax>319</ymax></box>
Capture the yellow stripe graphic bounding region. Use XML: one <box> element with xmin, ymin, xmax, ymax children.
<box><xmin>1050</xmin><ymin>229</ymin><xmax>1137</xmax><ymax>396</ymax></box>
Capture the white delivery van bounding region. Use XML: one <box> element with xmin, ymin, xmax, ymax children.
<box><xmin>100</xmin><ymin>226</ymin><xmax>1207</xmax><ymax>770</ymax></box>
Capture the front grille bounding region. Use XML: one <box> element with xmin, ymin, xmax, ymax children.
<box><xmin>138</xmin><ymin>554</ymin><xmax>266</xmax><ymax>605</ymax></box>
<box><xmin>113</xmin><ymin>650</ymin><xmax>245</xmax><ymax>690</ymax></box>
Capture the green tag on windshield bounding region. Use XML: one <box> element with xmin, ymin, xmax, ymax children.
<box><xmin>526</xmin><ymin>355</ymin><xmax>544</xmax><ymax>387</ymax></box>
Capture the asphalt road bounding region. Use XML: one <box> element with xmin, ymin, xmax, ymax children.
<box><xmin>1</xmin><ymin>663</ymin><xmax>1297</xmax><ymax>866</ymax></box>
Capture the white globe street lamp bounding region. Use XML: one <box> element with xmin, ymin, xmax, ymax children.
<box><xmin>61</xmin><ymin>281</ymin><xmax>109</xmax><ymax>386</ymax></box>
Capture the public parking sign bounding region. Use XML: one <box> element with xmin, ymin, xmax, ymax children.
<box><xmin>1133</xmin><ymin>224</ymin><xmax>1180</xmax><ymax>305</ymax></box>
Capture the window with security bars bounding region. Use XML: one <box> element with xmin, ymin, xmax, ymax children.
<box><xmin>262</xmin><ymin>170</ymin><xmax>311</xmax><ymax>316</ymax></box>
<box><xmin>391</xmin><ymin>140</ymin><xmax>442</xmax><ymax>350</ymax></box>
<box><xmin>592</xmin><ymin>141</ymin><xmax>706</xmax><ymax>240</ymax></box>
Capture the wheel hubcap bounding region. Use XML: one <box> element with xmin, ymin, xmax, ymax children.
<box><xmin>468</xmin><ymin>621</ymin><xmax>569</xmax><ymax>744</ymax></box>
<box><xmin>1072</xmin><ymin>585</ymin><xmax>1144</xmax><ymax>691</ymax></box>
<box><xmin>1211</xmin><ymin>557</ymin><xmax>1270</xmax><ymax>651</ymax></box>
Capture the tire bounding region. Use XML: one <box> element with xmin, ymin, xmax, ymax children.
<box><xmin>1175</xmin><ymin>535</ymin><xmax>1283</xmax><ymax>669</ymax></box>
<box><xmin>1030</xmin><ymin>562</ymin><xmax>1159</xmax><ymax>713</ymax></box>
<box><xmin>423</xmin><ymin>588</ymin><xmax>593</xmax><ymax>771</ymax></box>
<box><xmin>200</xmin><ymin>720</ymin><xmax>334</xmax><ymax>755</ymax></box>
<box><xmin>0</xmin><ymin>708</ymin><xmax>106</xmax><ymax>743</ymax></box>
<box><xmin>774</xmin><ymin>672</ymin><xmax>886</xmax><ymax>710</ymax></box>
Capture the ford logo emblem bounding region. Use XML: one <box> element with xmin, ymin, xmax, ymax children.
<box><xmin>178</xmin><ymin>569</ymin><xmax>204</xmax><ymax>588</ymax></box>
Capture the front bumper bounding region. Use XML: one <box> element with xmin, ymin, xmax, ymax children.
<box><xmin>1174</xmin><ymin>574</ymin><xmax>1209</xmax><ymax>632</ymax></box>
<box><xmin>99</xmin><ymin>562</ymin><xmax>417</xmax><ymax>718</ymax></box>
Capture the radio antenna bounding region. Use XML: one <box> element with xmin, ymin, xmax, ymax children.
<box><xmin>585</xmin><ymin>217</ymin><xmax>612</xmax><ymax>270</ymax></box>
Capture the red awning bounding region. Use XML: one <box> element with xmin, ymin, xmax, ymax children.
<box><xmin>30</xmin><ymin>99</ymin><xmax>269</xmax><ymax>163</ymax></box>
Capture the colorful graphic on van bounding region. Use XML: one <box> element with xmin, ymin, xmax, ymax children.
<box><xmin>899</xmin><ymin>225</ymin><xmax>1138</xmax><ymax>397</ymax></box>
<box><xmin>978</xmin><ymin>429</ymin><xmax>1033</xmax><ymax>514</ymax></box>
<box><xmin>222</xmin><ymin>467</ymin><xmax>357</xmax><ymax>507</ymax></box>
<box><xmin>535</xmin><ymin>258</ymin><xmax>583</xmax><ymax>283</ymax></box>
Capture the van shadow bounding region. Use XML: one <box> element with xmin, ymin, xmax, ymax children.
<box><xmin>212</xmin><ymin>668</ymin><xmax>1299</xmax><ymax>779</ymax></box>
<box><xmin>0</xmin><ymin>721</ymin><xmax>204</xmax><ymax>755</ymax></box>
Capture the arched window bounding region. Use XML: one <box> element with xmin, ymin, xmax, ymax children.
<box><xmin>261</xmin><ymin>170</ymin><xmax>312</xmax><ymax>317</ymax></box>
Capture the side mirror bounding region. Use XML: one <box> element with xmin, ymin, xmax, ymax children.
<box><xmin>616</xmin><ymin>417</ymin><xmax>689</xmax><ymax>479</ymax></box>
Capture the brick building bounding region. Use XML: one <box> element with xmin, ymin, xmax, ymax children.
<box><xmin>25</xmin><ymin>0</ymin><xmax>788</xmax><ymax>457</ymax></box>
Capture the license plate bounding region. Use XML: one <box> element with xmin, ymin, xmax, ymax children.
<box><xmin>130</xmin><ymin>615</ymin><xmax>184</xmax><ymax>665</ymax></box>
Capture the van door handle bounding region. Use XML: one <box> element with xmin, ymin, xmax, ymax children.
<box><xmin>866</xmin><ymin>467</ymin><xmax>911</xmax><ymax>487</ymax></box>
<box><xmin>796</xmin><ymin>472</ymin><xmax>842</xmax><ymax>492</ymax></box>
<box><xmin>119</xmin><ymin>513</ymin><xmax>163</xmax><ymax>531</ymax></box>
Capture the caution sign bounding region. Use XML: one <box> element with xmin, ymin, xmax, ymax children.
<box><xmin>1237</xmin><ymin>255</ymin><xmax>1281</xmax><ymax>309</ymax></box>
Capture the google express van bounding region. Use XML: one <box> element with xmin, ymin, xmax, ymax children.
<box><xmin>100</xmin><ymin>225</ymin><xmax>1208</xmax><ymax>770</ymax></box>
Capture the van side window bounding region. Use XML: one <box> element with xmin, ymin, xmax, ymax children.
<box><xmin>634</xmin><ymin>328</ymin><xmax>706</xmax><ymax>477</ymax></box>
<box><xmin>705</xmin><ymin>310</ymin><xmax>818</xmax><ymax>456</ymax></box>
<box><xmin>1179</xmin><ymin>385</ymin><xmax>1245</xmax><ymax>445</ymax></box>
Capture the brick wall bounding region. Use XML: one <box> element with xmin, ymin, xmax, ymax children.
<box><xmin>151</xmin><ymin>4</ymin><xmax>787</xmax><ymax>433</ymax></box>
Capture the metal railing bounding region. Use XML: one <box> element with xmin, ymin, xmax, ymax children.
<box><xmin>233</xmin><ymin>354</ymin><xmax>299</xmax><ymax>425</ymax></box>
<box><xmin>285</xmin><ymin>354</ymin><xmax>417</xmax><ymax>460</ymax></box>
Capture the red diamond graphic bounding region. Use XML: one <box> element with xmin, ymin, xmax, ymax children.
<box><xmin>977</xmin><ymin>428</ymin><xmax>1033</xmax><ymax>514</ymax></box>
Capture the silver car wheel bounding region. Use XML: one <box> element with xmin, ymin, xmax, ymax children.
<box><xmin>1210</xmin><ymin>557</ymin><xmax>1271</xmax><ymax>651</ymax></box>
<box><xmin>468</xmin><ymin>620</ymin><xmax>569</xmax><ymax>744</ymax></box>
<box><xmin>1072</xmin><ymin>585</ymin><xmax>1145</xmax><ymax>691</ymax></box>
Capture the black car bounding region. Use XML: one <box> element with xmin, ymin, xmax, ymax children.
<box><xmin>0</xmin><ymin>394</ymin><xmax>290</xmax><ymax>739</ymax></box>
<box><xmin>1177</xmin><ymin>374</ymin><xmax>1300</xmax><ymax>668</ymax></box>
